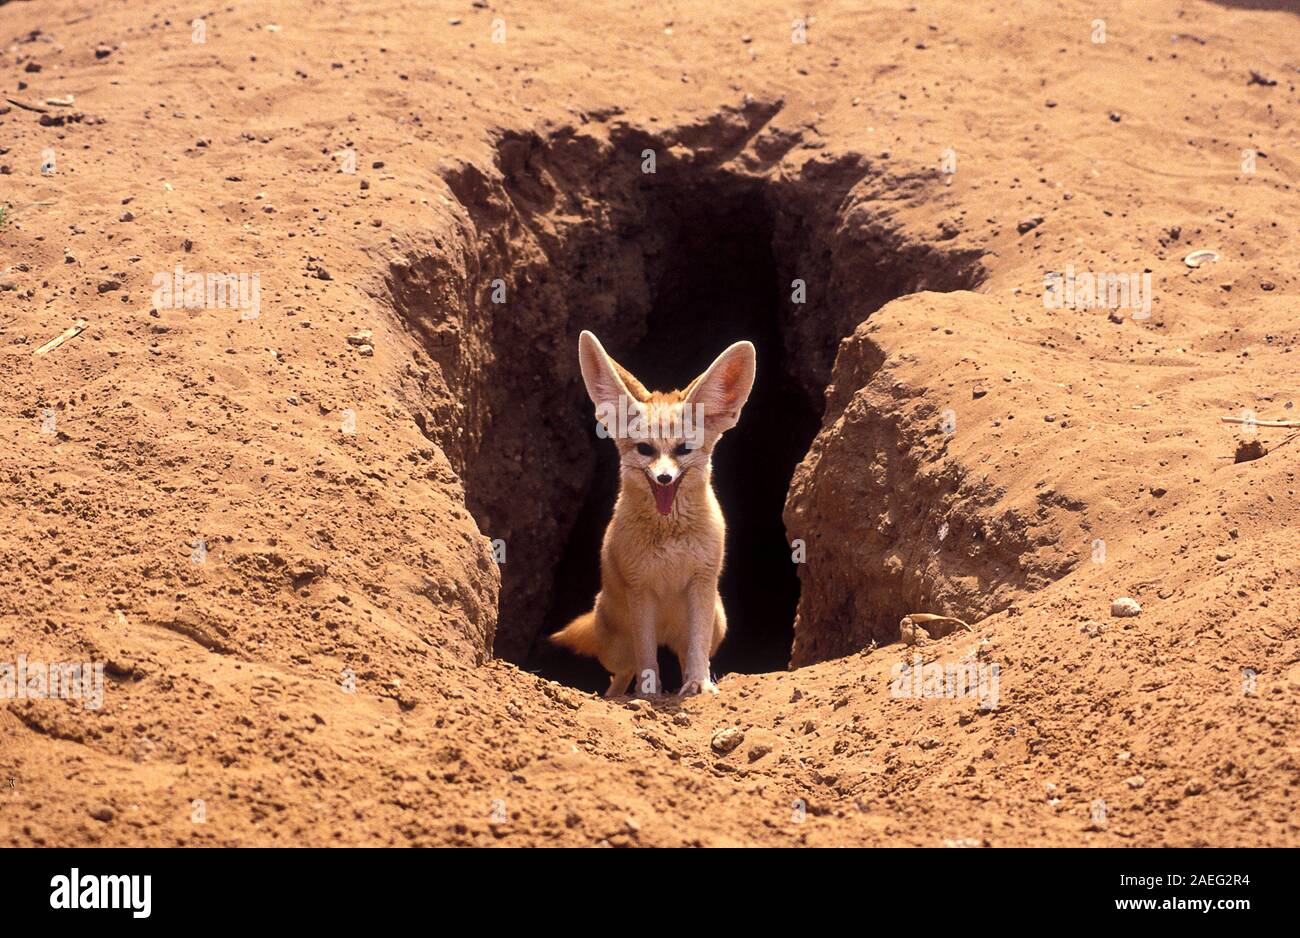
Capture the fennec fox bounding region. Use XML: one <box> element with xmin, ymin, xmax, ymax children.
<box><xmin>551</xmin><ymin>330</ymin><xmax>756</xmax><ymax>698</ymax></box>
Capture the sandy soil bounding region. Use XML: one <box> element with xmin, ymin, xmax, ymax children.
<box><xmin>1</xmin><ymin>0</ymin><xmax>1298</xmax><ymax>846</ymax></box>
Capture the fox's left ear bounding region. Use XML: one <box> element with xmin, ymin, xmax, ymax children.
<box><xmin>686</xmin><ymin>341</ymin><xmax>756</xmax><ymax>434</ymax></box>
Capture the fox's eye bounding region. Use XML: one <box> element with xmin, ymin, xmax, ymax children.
<box><xmin>635</xmin><ymin>443</ymin><xmax>656</xmax><ymax>457</ymax></box>
<box><xmin>672</xmin><ymin>443</ymin><xmax>691</xmax><ymax>457</ymax></box>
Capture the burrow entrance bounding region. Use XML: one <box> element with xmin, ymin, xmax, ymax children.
<box><xmin>528</xmin><ymin>186</ymin><xmax>820</xmax><ymax>692</ymax></box>
<box><xmin>390</xmin><ymin>112</ymin><xmax>987</xmax><ymax>694</ymax></box>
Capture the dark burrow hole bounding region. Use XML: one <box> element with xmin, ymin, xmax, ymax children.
<box><xmin>393</xmin><ymin>121</ymin><xmax>990</xmax><ymax>691</ymax></box>
<box><xmin>524</xmin><ymin>186</ymin><xmax>820</xmax><ymax>694</ymax></box>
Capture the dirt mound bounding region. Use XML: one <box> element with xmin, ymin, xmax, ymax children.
<box><xmin>786</xmin><ymin>291</ymin><xmax>1089</xmax><ymax>665</ymax></box>
<box><xmin>1</xmin><ymin>0</ymin><xmax>1298</xmax><ymax>846</ymax></box>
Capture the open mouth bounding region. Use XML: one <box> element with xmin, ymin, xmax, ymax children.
<box><xmin>647</xmin><ymin>471</ymin><xmax>684</xmax><ymax>516</ymax></box>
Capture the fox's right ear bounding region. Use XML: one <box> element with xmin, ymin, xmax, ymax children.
<box><xmin>578</xmin><ymin>331</ymin><xmax>646</xmax><ymax>434</ymax></box>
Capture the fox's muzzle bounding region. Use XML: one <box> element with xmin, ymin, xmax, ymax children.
<box><xmin>646</xmin><ymin>470</ymin><xmax>684</xmax><ymax>516</ymax></box>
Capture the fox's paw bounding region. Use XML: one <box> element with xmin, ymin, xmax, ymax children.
<box><xmin>678</xmin><ymin>678</ymin><xmax>718</xmax><ymax>697</ymax></box>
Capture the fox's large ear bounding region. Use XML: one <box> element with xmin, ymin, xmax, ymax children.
<box><xmin>685</xmin><ymin>340</ymin><xmax>756</xmax><ymax>434</ymax></box>
<box><xmin>610</xmin><ymin>359</ymin><xmax>651</xmax><ymax>404</ymax></box>
<box><xmin>578</xmin><ymin>331</ymin><xmax>648</xmax><ymax>433</ymax></box>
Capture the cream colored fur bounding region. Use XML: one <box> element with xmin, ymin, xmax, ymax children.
<box><xmin>551</xmin><ymin>330</ymin><xmax>756</xmax><ymax>697</ymax></box>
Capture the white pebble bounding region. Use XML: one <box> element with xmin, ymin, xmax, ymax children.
<box><xmin>1111</xmin><ymin>597</ymin><xmax>1141</xmax><ymax>617</ymax></box>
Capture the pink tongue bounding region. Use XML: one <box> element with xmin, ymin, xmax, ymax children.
<box><xmin>652</xmin><ymin>482</ymin><xmax>677</xmax><ymax>516</ymax></box>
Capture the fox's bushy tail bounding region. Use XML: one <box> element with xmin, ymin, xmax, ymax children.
<box><xmin>550</xmin><ymin>610</ymin><xmax>599</xmax><ymax>657</ymax></box>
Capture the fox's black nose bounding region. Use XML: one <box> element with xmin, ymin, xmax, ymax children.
<box><xmin>656</xmin><ymin>473</ymin><xmax>673</xmax><ymax>485</ymax></box>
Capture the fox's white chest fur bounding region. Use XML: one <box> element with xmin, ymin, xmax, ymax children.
<box><xmin>610</xmin><ymin>474</ymin><xmax>724</xmax><ymax>594</ymax></box>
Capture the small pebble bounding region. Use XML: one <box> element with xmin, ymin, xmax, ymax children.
<box><xmin>1110</xmin><ymin>597</ymin><xmax>1141</xmax><ymax>617</ymax></box>
<box><xmin>710</xmin><ymin>727</ymin><xmax>745</xmax><ymax>754</ymax></box>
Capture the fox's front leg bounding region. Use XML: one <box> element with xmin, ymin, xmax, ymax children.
<box><xmin>679</xmin><ymin>578</ymin><xmax>719</xmax><ymax>696</ymax></box>
<box><xmin>628</xmin><ymin>593</ymin><xmax>661</xmax><ymax>696</ymax></box>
